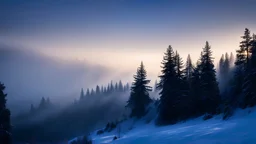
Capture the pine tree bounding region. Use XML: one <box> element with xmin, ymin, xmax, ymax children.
<box><xmin>157</xmin><ymin>45</ymin><xmax>180</xmax><ymax>124</ymax></box>
<box><xmin>125</xmin><ymin>83</ymin><xmax>129</xmax><ymax>92</ymax></box>
<box><xmin>224</xmin><ymin>53</ymin><xmax>230</xmax><ymax>72</ymax></box>
<box><xmin>242</xmin><ymin>28</ymin><xmax>252</xmax><ymax>69</ymax></box>
<box><xmin>103</xmin><ymin>87</ymin><xmax>107</xmax><ymax>94</ymax></box>
<box><xmin>39</xmin><ymin>97</ymin><xmax>46</xmax><ymax>110</ymax></box>
<box><xmin>110</xmin><ymin>81</ymin><xmax>114</xmax><ymax>92</ymax></box>
<box><xmin>101</xmin><ymin>86</ymin><xmax>104</xmax><ymax>94</ymax></box>
<box><xmin>86</xmin><ymin>88</ymin><xmax>90</xmax><ymax>97</ymax></box>
<box><xmin>242</xmin><ymin>34</ymin><xmax>256</xmax><ymax>107</ymax></box>
<box><xmin>118</xmin><ymin>80</ymin><xmax>123</xmax><ymax>92</ymax></box>
<box><xmin>223</xmin><ymin>53</ymin><xmax>230</xmax><ymax>85</ymax></box>
<box><xmin>184</xmin><ymin>54</ymin><xmax>194</xmax><ymax>81</ymax></box>
<box><xmin>0</xmin><ymin>83</ymin><xmax>7</xmax><ymax>110</ymax></box>
<box><xmin>96</xmin><ymin>85</ymin><xmax>100</xmax><ymax>95</ymax></box>
<box><xmin>90</xmin><ymin>88</ymin><xmax>95</xmax><ymax>96</ymax></box>
<box><xmin>198</xmin><ymin>41</ymin><xmax>220</xmax><ymax>114</ymax></box>
<box><xmin>233</xmin><ymin>29</ymin><xmax>252</xmax><ymax>107</ymax></box>
<box><xmin>236</xmin><ymin>28</ymin><xmax>252</xmax><ymax>70</ymax></box>
<box><xmin>80</xmin><ymin>88</ymin><xmax>85</xmax><ymax>100</ymax></box>
<box><xmin>0</xmin><ymin>82</ymin><xmax>11</xmax><ymax>133</ymax></box>
<box><xmin>174</xmin><ymin>51</ymin><xmax>184</xmax><ymax>80</ymax></box>
<box><xmin>115</xmin><ymin>82</ymin><xmax>118</xmax><ymax>92</ymax></box>
<box><xmin>126</xmin><ymin>62</ymin><xmax>152</xmax><ymax>118</ymax></box>
<box><xmin>190</xmin><ymin>63</ymin><xmax>202</xmax><ymax>116</ymax></box>
<box><xmin>184</xmin><ymin>54</ymin><xmax>196</xmax><ymax>116</ymax></box>
<box><xmin>218</xmin><ymin>54</ymin><xmax>225</xmax><ymax>79</ymax></box>
<box><xmin>229</xmin><ymin>52</ymin><xmax>235</xmax><ymax>67</ymax></box>
<box><xmin>107</xmin><ymin>84</ymin><xmax>110</xmax><ymax>94</ymax></box>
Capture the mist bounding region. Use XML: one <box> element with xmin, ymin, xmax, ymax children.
<box><xmin>12</xmin><ymin>84</ymin><xmax>132</xmax><ymax>143</ymax></box>
<box><xmin>0</xmin><ymin>44</ymin><xmax>130</xmax><ymax>115</ymax></box>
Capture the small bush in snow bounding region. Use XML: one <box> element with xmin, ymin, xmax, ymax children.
<box><xmin>96</xmin><ymin>129</ymin><xmax>104</xmax><ymax>135</ymax></box>
<box><xmin>223</xmin><ymin>105</ymin><xmax>234</xmax><ymax>120</ymax></box>
<box><xmin>104</xmin><ymin>123</ymin><xmax>110</xmax><ymax>131</ymax></box>
<box><xmin>108</xmin><ymin>122</ymin><xmax>117</xmax><ymax>132</ymax></box>
<box><xmin>203</xmin><ymin>114</ymin><xmax>213</xmax><ymax>120</ymax></box>
<box><xmin>113</xmin><ymin>136</ymin><xmax>118</xmax><ymax>141</ymax></box>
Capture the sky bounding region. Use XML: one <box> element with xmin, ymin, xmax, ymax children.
<box><xmin>1</xmin><ymin>0</ymin><xmax>256</xmax><ymax>81</ymax></box>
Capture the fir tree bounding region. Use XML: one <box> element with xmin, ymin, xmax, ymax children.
<box><xmin>101</xmin><ymin>86</ymin><xmax>104</xmax><ymax>94</ymax></box>
<box><xmin>126</xmin><ymin>62</ymin><xmax>152</xmax><ymax>118</ymax></box>
<box><xmin>242</xmin><ymin>34</ymin><xmax>256</xmax><ymax>107</ymax></box>
<box><xmin>39</xmin><ymin>97</ymin><xmax>46</xmax><ymax>110</ymax></box>
<box><xmin>90</xmin><ymin>88</ymin><xmax>95</xmax><ymax>96</ymax></box>
<box><xmin>80</xmin><ymin>88</ymin><xmax>85</xmax><ymax>100</ymax></box>
<box><xmin>198</xmin><ymin>41</ymin><xmax>220</xmax><ymax>114</ymax></box>
<box><xmin>0</xmin><ymin>82</ymin><xmax>11</xmax><ymax>134</ymax></box>
<box><xmin>125</xmin><ymin>83</ymin><xmax>129</xmax><ymax>92</ymax></box>
<box><xmin>157</xmin><ymin>45</ymin><xmax>181</xmax><ymax>124</ymax></box>
<box><xmin>190</xmin><ymin>63</ymin><xmax>202</xmax><ymax>116</ymax></box>
<box><xmin>118</xmin><ymin>80</ymin><xmax>123</xmax><ymax>92</ymax></box>
<box><xmin>184</xmin><ymin>54</ymin><xmax>196</xmax><ymax>116</ymax></box>
<box><xmin>0</xmin><ymin>83</ymin><xmax>7</xmax><ymax>110</ymax></box>
<box><xmin>219</xmin><ymin>53</ymin><xmax>231</xmax><ymax>93</ymax></box>
<box><xmin>218</xmin><ymin>54</ymin><xmax>225</xmax><ymax>87</ymax></box>
<box><xmin>229</xmin><ymin>52</ymin><xmax>235</xmax><ymax>67</ymax></box>
<box><xmin>219</xmin><ymin>54</ymin><xmax>224</xmax><ymax>74</ymax></box>
<box><xmin>107</xmin><ymin>84</ymin><xmax>110</xmax><ymax>94</ymax></box>
<box><xmin>86</xmin><ymin>88</ymin><xmax>90</xmax><ymax>97</ymax></box>
<box><xmin>236</xmin><ymin>28</ymin><xmax>252</xmax><ymax>70</ymax></box>
<box><xmin>223</xmin><ymin>53</ymin><xmax>231</xmax><ymax>88</ymax></box>
<box><xmin>242</xmin><ymin>28</ymin><xmax>252</xmax><ymax>69</ymax></box>
<box><xmin>233</xmin><ymin>29</ymin><xmax>252</xmax><ymax>107</ymax></box>
<box><xmin>110</xmin><ymin>81</ymin><xmax>114</xmax><ymax>92</ymax></box>
<box><xmin>224</xmin><ymin>53</ymin><xmax>230</xmax><ymax>74</ymax></box>
<box><xmin>96</xmin><ymin>85</ymin><xmax>100</xmax><ymax>95</ymax></box>
<box><xmin>174</xmin><ymin>51</ymin><xmax>184</xmax><ymax>80</ymax></box>
<box><xmin>184</xmin><ymin>54</ymin><xmax>194</xmax><ymax>81</ymax></box>
<box><xmin>103</xmin><ymin>87</ymin><xmax>107</xmax><ymax>94</ymax></box>
<box><xmin>115</xmin><ymin>82</ymin><xmax>118</xmax><ymax>92</ymax></box>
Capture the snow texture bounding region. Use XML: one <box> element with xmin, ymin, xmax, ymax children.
<box><xmin>69</xmin><ymin>107</ymin><xmax>256</xmax><ymax>144</ymax></box>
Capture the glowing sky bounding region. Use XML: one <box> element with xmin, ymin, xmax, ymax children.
<box><xmin>1</xmin><ymin>0</ymin><xmax>256</xmax><ymax>80</ymax></box>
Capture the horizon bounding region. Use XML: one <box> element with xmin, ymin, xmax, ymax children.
<box><xmin>2</xmin><ymin>1</ymin><xmax>256</xmax><ymax>143</ymax></box>
<box><xmin>1</xmin><ymin>0</ymin><xmax>256</xmax><ymax>113</ymax></box>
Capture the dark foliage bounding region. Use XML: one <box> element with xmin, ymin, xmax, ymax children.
<box><xmin>12</xmin><ymin>80</ymin><xmax>130</xmax><ymax>143</ymax></box>
<box><xmin>113</xmin><ymin>136</ymin><xmax>118</xmax><ymax>141</ymax></box>
<box><xmin>203</xmin><ymin>114</ymin><xmax>213</xmax><ymax>121</ymax></box>
<box><xmin>11</xmin><ymin>27</ymin><xmax>256</xmax><ymax>143</ymax></box>
<box><xmin>126</xmin><ymin>62</ymin><xmax>152</xmax><ymax>118</ymax></box>
<box><xmin>0</xmin><ymin>82</ymin><xmax>11</xmax><ymax>144</ymax></box>
<box><xmin>96</xmin><ymin>129</ymin><xmax>104</xmax><ymax>135</ymax></box>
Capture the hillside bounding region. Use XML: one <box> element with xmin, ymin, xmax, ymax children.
<box><xmin>69</xmin><ymin>107</ymin><xmax>256</xmax><ymax>144</ymax></box>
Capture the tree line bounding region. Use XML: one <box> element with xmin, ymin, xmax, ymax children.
<box><xmin>12</xmin><ymin>80</ymin><xmax>131</xmax><ymax>143</ymax></box>
<box><xmin>2</xmin><ymin>28</ymin><xmax>256</xmax><ymax>143</ymax></box>
<box><xmin>126</xmin><ymin>28</ymin><xmax>256</xmax><ymax>125</ymax></box>
<box><xmin>78</xmin><ymin>80</ymin><xmax>130</xmax><ymax>101</ymax></box>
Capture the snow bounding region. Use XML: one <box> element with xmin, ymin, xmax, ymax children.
<box><xmin>69</xmin><ymin>107</ymin><xmax>256</xmax><ymax>144</ymax></box>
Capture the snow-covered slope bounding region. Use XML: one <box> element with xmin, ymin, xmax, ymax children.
<box><xmin>69</xmin><ymin>107</ymin><xmax>256</xmax><ymax>144</ymax></box>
